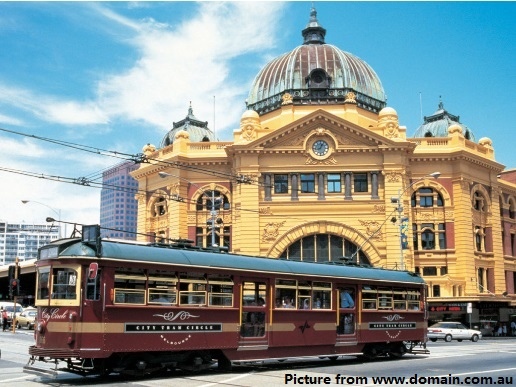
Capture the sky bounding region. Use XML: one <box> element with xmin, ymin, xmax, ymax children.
<box><xmin>0</xmin><ymin>1</ymin><xmax>514</xmax><ymax>229</ymax></box>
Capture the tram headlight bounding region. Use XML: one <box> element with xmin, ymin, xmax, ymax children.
<box><xmin>37</xmin><ymin>320</ymin><xmax>46</xmax><ymax>334</ymax></box>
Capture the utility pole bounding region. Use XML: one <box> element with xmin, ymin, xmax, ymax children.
<box><xmin>11</xmin><ymin>256</ymin><xmax>19</xmax><ymax>333</ymax></box>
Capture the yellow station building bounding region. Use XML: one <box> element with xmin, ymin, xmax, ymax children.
<box><xmin>131</xmin><ymin>8</ymin><xmax>516</xmax><ymax>328</ymax></box>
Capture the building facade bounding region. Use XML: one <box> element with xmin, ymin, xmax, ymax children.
<box><xmin>131</xmin><ymin>8</ymin><xmax>516</xmax><ymax>327</ymax></box>
<box><xmin>0</xmin><ymin>221</ymin><xmax>59</xmax><ymax>265</ymax></box>
<box><xmin>100</xmin><ymin>161</ymin><xmax>139</xmax><ymax>240</ymax></box>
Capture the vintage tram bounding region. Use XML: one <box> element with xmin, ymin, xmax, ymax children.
<box><xmin>26</xmin><ymin>225</ymin><xmax>428</xmax><ymax>376</ymax></box>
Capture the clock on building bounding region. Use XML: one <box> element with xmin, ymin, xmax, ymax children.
<box><xmin>312</xmin><ymin>139</ymin><xmax>329</xmax><ymax>156</ymax></box>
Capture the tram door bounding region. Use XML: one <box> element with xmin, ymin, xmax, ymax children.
<box><xmin>336</xmin><ymin>285</ymin><xmax>358</xmax><ymax>345</ymax></box>
<box><xmin>238</xmin><ymin>280</ymin><xmax>268</xmax><ymax>347</ymax></box>
<box><xmin>81</xmin><ymin>263</ymin><xmax>105</xmax><ymax>349</ymax></box>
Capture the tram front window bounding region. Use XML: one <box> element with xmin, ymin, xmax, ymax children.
<box><xmin>51</xmin><ymin>268</ymin><xmax>78</xmax><ymax>299</ymax></box>
<box><xmin>35</xmin><ymin>265</ymin><xmax>80</xmax><ymax>306</ymax></box>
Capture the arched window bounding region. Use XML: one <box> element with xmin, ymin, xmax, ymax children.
<box><xmin>151</xmin><ymin>196</ymin><xmax>168</xmax><ymax>217</ymax></box>
<box><xmin>196</xmin><ymin>190</ymin><xmax>230</xmax><ymax>211</ymax></box>
<box><xmin>195</xmin><ymin>190</ymin><xmax>231</xmax><ymax>249</ymax></box>
<box><xmin>279</xmin><ymin>234</ymin><xmax>370</xmax><ymax>265</ymax></box>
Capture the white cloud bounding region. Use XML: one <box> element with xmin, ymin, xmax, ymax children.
<box><xmin>0</xmin><ymin>84</ymin><xmax>109</xmax><ymax>125</ymax></box>
<box><xmin>95</xmin><ymin>2</ymin><xmax>286</xmax><ymax>135</ymax></box>
<box><xmin>0</xmin><ymin>113</ymin><xmax>24</xmax><ymax>126</ymax></box>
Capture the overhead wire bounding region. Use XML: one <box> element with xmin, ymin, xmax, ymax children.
<box><xmin>0</xmin><ymin>126</ymin><xmax>261</xmax><ymax>187</ymax></box>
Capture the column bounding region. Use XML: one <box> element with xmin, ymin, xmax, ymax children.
<box><xmin>291</xmin><ymin>173</ymin><xmax>299</xmax><ymax>201</ymax></box>
<box><xmin>318</xmin><ymin>173</ymin><xmax>325</xmax><ymax>200</ymax></box>
<box><xmin>371</xmin><ymin>171</ymin><xmax>379</xmax><ymax>199</ymax></box>
<box><xmin>264</xmin><ymin>174</ymin><xmax>272</xmax><ymax>201</ymax></box>
<box><xmin>344</xmin><ymin>172</ymin><xmax>352</xmax><ymax>200</ymax></box>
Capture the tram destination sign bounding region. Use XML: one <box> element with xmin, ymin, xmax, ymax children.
<box><xmin>369</xmin><ymin>322</ymin><xmax>416</xmax><ymax>329</ymax></box>
<box><xmin>125</xmin><ymin>323</ymin><xmax>222</xmax><ymax>333</ymax></box>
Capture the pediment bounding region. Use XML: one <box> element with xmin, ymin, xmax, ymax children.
<box><xmin>250</xmin><ymin>109</ymin><xmax>400</xmax><ymax>151</ymax></box>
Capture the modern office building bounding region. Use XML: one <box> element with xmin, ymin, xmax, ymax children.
<box><xmin>130</xmin><ymin>8</ymin><xmax>516</xmax><ymax>326</ymax></box>
<box><xmin>0</xmin><ymin>221</ymin><xmax>59</xmax><ymax>265</ymax></box>
<box><xmin>100</xmin><ymin>161</ymin><xmax>139</xmax><ymax>240</ymax></box>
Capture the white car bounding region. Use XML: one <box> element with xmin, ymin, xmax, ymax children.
<box><xmin>427</xmin><ymin>322</ymin><xmax>482</xmax><ymax>342</ymax></box>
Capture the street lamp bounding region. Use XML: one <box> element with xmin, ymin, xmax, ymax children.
<box><xmin>21</xmin><ymin>200</ymin><xmax>62</xmax><ymax>238</ymax></box>
<box><xmin>390</xmin><ymin>172</ymin><xmax>440</xmax><ymax>270</ymax></box>
<box><xmin>158</xmin><ymin>172</ymin><xmax>222</xmax><ymax>248</ymax></box>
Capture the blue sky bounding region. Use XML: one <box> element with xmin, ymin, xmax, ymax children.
<box><xmin>0</xmin><ymin>1</ymin><xmax>514</xmax><ymax>226</ymax></box>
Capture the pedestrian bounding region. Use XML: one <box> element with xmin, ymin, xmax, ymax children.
<box><xmin>496</xmin><ymin>324</ymin><xmax>503</xmax><ymax>337</ymax></box>
<box><xmin>1</xmin><ymin>307</ymin><xmax>8</xmax><ymax>331</ymax></box>
<box><xmin>502</xmin><ymin>323</ymin><xmax>507</xmax><ymax>337</ymax></box>
<box><xmin>511</xmin><ymin>320</ymin><xmax>516</xmax><ymax>336</ymax></box>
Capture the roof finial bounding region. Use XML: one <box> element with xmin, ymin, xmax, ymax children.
<box><xmin>438</xmin><ymin>96</ymin><xmax>444</xmax><ymax>110</ymax></box>
<box><xmin>188</xmin><ymin>101</ymin><xmax>193</xmax><ymax>116</ymax></box>
<box><xmin>302</xmin><ymin>4</ymin><xmax>326</xmax><ymax>45</ymax></box>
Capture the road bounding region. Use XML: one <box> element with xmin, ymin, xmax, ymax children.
<box><xmin>1</xmin><ymin>329</ymin><xmax>515</xmax><ymax>386</ymax></box>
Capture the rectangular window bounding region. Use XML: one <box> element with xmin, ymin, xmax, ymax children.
<box><xmin>353</xmin><ymin>173</ymin><xmax>368</xmax><ymax>193</ymax></box>
<box><xmin>327</xmin><ymin>173</ymin><xmax>342</xmax><ymax>193</ymax></box>
<box><xmin>362</xmin><ymin>285</ymin><xmax>377</xmax><ymax>309</ymax></box>
<box><xmin>438</xmin><ymin>223</ymin><xmax>446</xmax><ymax>249</ymax></box>
<box><xmin>207</xmin><ymin>275</ymin><xmax>233</xmax><ymax>307</ymax></box>
<box><xmin>300</xmin><ymin>174</ymin><xmax>315</xmax><ymax>193</ymax></box>
<box><xmin>148</xmin><ymin>273</ymin><xmax>177</xmax><ymax>305</ymax></box>
<box><xmin>179</xmin><ymin>272</ymin><xmax>206</xmax><ymax>305</ymax></box>
<box><xmin>114</xmin><ymin>271</ymin><xmax>146</xmax><ymax>304</ymax></box>
<box><xmin>423</xmin><ymin>266</ymin><xmax>437</xmax><ymax>276</ymax></box>
<box><xmin>274</xmin><ymin>174</ymin><xmax>289</xmax><ymax>194</ymax></box>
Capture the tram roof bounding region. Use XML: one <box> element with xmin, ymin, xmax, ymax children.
<box><xmin>54</xmin><ymin>238</ymin><xmax>425</xmax><ymax>286</ymax></box>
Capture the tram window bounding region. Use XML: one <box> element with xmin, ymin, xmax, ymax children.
<box><xmin>275</xmin><ymin>279</ymin><xmax>297</xmax><ymax>308</ymax></box>
<box><xmin>378</xmin><ymin>288</ymin><xmax>393</xmax><ymax>310</ymax></box>
<box><xmin>178</xmin><ymin>272</ymin><xmax>207</xmax><ymax>305</ymax></box>
<box><xmin>407</xmin><ymin>291</ymin><xmax>421</xmax><ymax>310</ymax></box>
<box><xmin>337</xmin><ymin>313</ymin><xmax>355</xmax><ymax>335</ymax></box>
<box><xmin>36</xmin><ymin>268</ymin><xmax>50</xmax><ymax>300</ymax></box>
<box><xmin>242</xmin><ymin>281</ymin><xmax>266</xmax><ymax>306</ymax></box>
<box><xmin>298</xmin><ymin>281</ymin><xmax>311</xmax><ymax>309</ymax></box>
<box><xmin>339</xmin><ymin>287</ymin><xmax>355</xmax><ymax>309</ymax></box>
<box><xmin>114</xmin><ymin>272</ymin><xmax>146</xmax><ymax>305</ymax></box>
<box><xmin>86</xmin><ymin>269</ymin><xmax>101</xmax><ymax>301</ymax></box>
<box><xmin>362</xmin><ymin>285</ymin><xmax>377</xmax><ymax>309</ymax></box>
<box><xmin>208</xmin><ymin>275</ymin><xmax>233</xmax><ymax>307</ymax></box>
<box><xmin>179</xmin><ymin>291</ymin><xmax>206</xmax><ymax>305</ymax></box>
<box><xmin>51</xmin><ymin>268</ymin><xmax>78</xmax><ymax>300</ymax></box>
<box><xmin>393</xmin><ymin>289</ymin><xmax>407</xmax><ymax>310</ymax></box>
<box><xmin>148</xmin><ymin>274</ymin><xmax>177</xmax><ymax>305</ymax></box>
<box><xmin>312</xmin><ymin>282</ymin><xmax>331</xmax><ymax>309</ymax></box>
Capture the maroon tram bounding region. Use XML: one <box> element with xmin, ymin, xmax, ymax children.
<box><xmin>26</xmin><ymin>225</ymin><xmax>428</xmax><ymax>376</ymax></box>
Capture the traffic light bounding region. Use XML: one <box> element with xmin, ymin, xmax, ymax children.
<box><xmin>10</xmin><ymin>278</ymin><xmax>20</xmax><ymax>297</ymax></box>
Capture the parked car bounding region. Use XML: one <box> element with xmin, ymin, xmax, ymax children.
<box><xmin>13</xmin><ymin>308</ymin><xmax>37</xmax><ymax>330</ymax></box>
<box><xmin>427</xmin><ymin>321</ymin><xmax>482</xmax><ymax>342</ymax></box>
<box><xmin>0</xmin><ymin>302</ymin><xmax>24</xmax><ymax>328</ymax></box>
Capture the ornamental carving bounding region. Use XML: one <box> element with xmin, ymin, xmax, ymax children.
<box><xmin>282</xmin><ymin>92</ymin><xmax>293</xmax><ymax>105</ymax></box>
<box><xmin>385</xmin><ymin>172</ymin><xmax>403</xmax><ymax>183</ymax></box>
<box><xmin>378</xmin><ymin>112</ymin><xmax>400</xmax><ymax>139</ymax></box>
<box><xmin>372</xmin><ymin>204</ymin><xmax>386</xmax><ymax>213</ymax></box>
<box><xmin>262</xmin><ymin>221</ymin><xmax>286</xmax><ymax>242</ymax></box>
<box><xmin>344</xmin><ymin>91</ymin><xmax>357</xmax><ymax>104</ymax></box>
<box><xmin>305</xmin><ymin>156</ymin><xmax>337</xmax><ymax>165</ymax></box>
<box><xmin>239</xmin><ymin>115</ymin><xmax>261</xmax><ymax>142</ymax></box>
<box><xmin>259</xmin><ymin>207</ymin><xmax>272</xmax><ymax>215</ymax></box>
<box><xmin>358</xmin><ymin>220</ymin><xmax>383</xmax><ymax>240</ymax></box>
